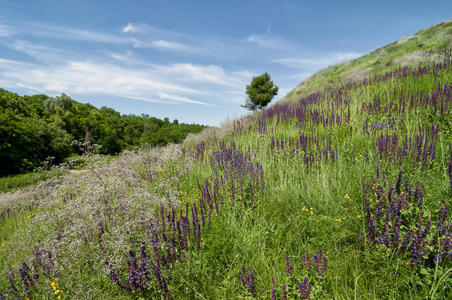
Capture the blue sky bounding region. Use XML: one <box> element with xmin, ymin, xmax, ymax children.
<box><xmin>0</xmin><ymin>0</ymin><xmax>450</xmax><ymax>125</ymax></box>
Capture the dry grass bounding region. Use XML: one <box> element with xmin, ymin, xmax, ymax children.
<box><xmin>394</xmin><ymin>50</ymin><xmax>445</xmax><ymax>66</ymax></box>
<box><xmin>343</xmin><ymin>67</ymin><xmax>373</xmax><ymax>82</ymax></box>
<box><xmin>184</xmin><ymin>114</ymin><xmax>254</xmax><ymax>145</ymax></box>
<box><xmin>396</xmin><ymin>35</ymin><xmax>417</xmax><ymax>44</ymax></box>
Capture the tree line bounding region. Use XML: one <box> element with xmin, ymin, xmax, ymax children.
<box><xmin>0</xmin><ymin>89</ymin><xmax>207</xmax><ymax>176</ymax></box>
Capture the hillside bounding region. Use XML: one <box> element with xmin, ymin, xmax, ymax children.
<box><xmin>282</xmin><ymin>19</ymin><xmax>452</xmax><ymax>103</ymax></box>
<box><xmin>0</xmin><ymin>21</ymin><xmax>451</xmax><ymax>299</ymax></box>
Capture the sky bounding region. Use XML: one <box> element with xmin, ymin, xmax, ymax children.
<box><xmin>0</xmin><ymin>1</ymin><xmax>451</xmax><ymax>126</ymax></box>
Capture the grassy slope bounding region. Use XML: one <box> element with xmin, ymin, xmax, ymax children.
<box><xmin>282</xmin><ymin>19</ymin><xmax>452</xmax><ymax>103</ymax></box>
<box><xmin>0</xmin><ymin>21</ymin><xmax>451</xmax><ymax>299</ymax></box>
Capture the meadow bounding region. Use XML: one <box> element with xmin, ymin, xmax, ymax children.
<box><xmin>0</xmin><ymin>21</ymin><xmax>451</xmax><ymax>299</ymax></box>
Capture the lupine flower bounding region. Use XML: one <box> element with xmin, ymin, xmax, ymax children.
<box><xmin>271</xmin><ymin>287</ymin><xmax>277</xmax><ymax>300</ymax></box>
<box><xmin>302</xmin><ymin>250</ymin><xmax>312</xmax><ymax>269</ymax></box>
<box><xmin>285</xmin><ymin>256</ymin><xmax>293</xmax><ymax>275</ymax></box>
<box><xmin>298</xmin><ymin>277</ymin><xmax>311</xmax><ymax>299</ymax></box>
<box><xmin>395</xmin><ymin>169</ymin><xmax>402</xmax><ymax>195</ymax></box>
<box><xmin>6</xmin><ymin>264</ymin><xmax>18</xmax><ymax>293</ymax></box>
<box><xmin>240</xmin><ymin>267</ymin><xmax>256</xmax><ymax>295</ymax></box>
<box><xmin>105</xmin><ymin>258</ymin><xmax>130</xmax><ymax>291</ymax></box>
<box><xmin>240</xmin><ymin>265</ymin><xmax>246</xmax><ymax>286</ymax></box>
<box><xmin>437</xmin><ymin>234</ymin><xmax>451</xmax><ymax>263</ymax></box>
<box><xmin>437</xmin><ymin>203</ymin><xmax>450</xmax><ymax>236</ymax></box>
<box><xmin>392</xmin><ymin>215</ymin><xmax>402</xmax><ymax>248</ymax></box>
<box><xmin>18</xmin><ymin>262</ymin><xmax>35</xmax><ymax>298</ymax></box>
<box><xmin>313</xmin><ymin>248</ymin><xmax>327</xmax><ymax>275</ymax></box>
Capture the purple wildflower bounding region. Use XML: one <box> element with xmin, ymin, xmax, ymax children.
<box><xmin>6</xmin><ymin>265</ymin><xmax>18</xmax><ymax>293</ymax></box>
<box><xmin>313</xmin><ymin>248</ymin><xmax>327</xmax><ymax>275</ymax></box>
<box><xmin>298</xmin><ymin>277</ymin><xmax>311</xmax><ymax>299</ymax></box>
<box><xmin>302</xmin><ymin>250</ymin><xmax>312</xmax><ymax>269</ymax></box>
<box><xmin>285</xmin><ymin>256</ymin><xmax>293</xmax><ymax>275</ymax></box>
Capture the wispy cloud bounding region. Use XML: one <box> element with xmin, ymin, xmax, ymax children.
<box><xmin>153</xmin><ymin>63</ymin><xmax>254</xmax><ymax>87</ymax></box>
<box><xmin>5</xmin><ymin>40</ymin><xmax>67</xmax><ymax>63</ymax></box>
<box><xmin>246</xmin><ymin>34</ymin><xmax>294</xmax><ymax>51</ymax></box>
<box><xmin>133</xmin><ymin>39</ymin><xmax>192</xmax><ymax>51</ymax></box>
<box><xmin>122</xmin><ymin>23</ymin><xmax>136</xmax><ymax>33</ymax></box>
<box><xmin>0</xmin><ymin>24</ymin><xmax>14</xmax><ymax>37</ymax></box>
<box><xmin>120</xmin><ymin>22</ymin><xmax>187</xmax><ymax>39</ymax></box>
<box><xmin>274</xmin><ymin>52</ymin><xmax>362</xmax><ymax>69</ymax></box>
<box><xmin>0</xmin><ymin>21</ymin><xmax>256</xmax><ymax>109</ymax></box>
<box><xmin>28</xmin><ymin>22</ymin><xmax>194</xmax><ymax>53</ymax></box>
<box><xmin>26</xmin><ymin>23</ymin><xmax>134</xmax><ymax>44</ymax></box>
<box><xmin>0</xmin><ymin>56</ymin><xmax>252</xmax><ymax>107</ymax></box>
<box><xmin>157</xmin><ymin>93</ymin><xmax>208</xmax><ymax>106</ymax></box>
<box><xmin>108</xmin><ymin>50</ymin><xmax>133</xmax><ymax>62</ymax></box>
<box><xmin>0</xmin><ymin>19</ymin><xmax>362</xmax><ymax>123</ymax></box>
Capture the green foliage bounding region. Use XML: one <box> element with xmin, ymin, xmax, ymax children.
<box><xmin>0</xmin><ymin>169</ymin><xmax>65</xmax><ymax>193</ymax></box>
<box><xmin>243</xmin><ymin>72</ymin><xmax>279</xmax><ymax>110</ymax></box>
<box><xmin>0</xmin><ymin>89</ymin><xmax>207</xmax><ymax>177</ymax></box>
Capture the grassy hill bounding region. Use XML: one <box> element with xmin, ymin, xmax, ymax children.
<box><xmin>282</xmin><ymin>19</ymin><xmax>452</xmax><ymax>103</ymax></box>
<box><xmin>0</xmin><ymin>21</ymin><xmax>451</xmax><ymax>299</ymax></box>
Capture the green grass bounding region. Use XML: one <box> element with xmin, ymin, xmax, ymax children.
<box><xmin>0</xmin><ymin>169</ymin><xmax>65</xmax><ymax>193</ymax></box>
<box><xmin>0</xmin><ymin>21</ymin><xmax>451</xmax><ymax>299</ymax></box>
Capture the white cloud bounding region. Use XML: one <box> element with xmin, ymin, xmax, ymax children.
<box><xmin>274</xmin><ymin>52</ymin><xmax>362</xmax><ymax>69</ymax></box>
<box><xmin>0</xmin><ymin>24</ymin><xmax>14</xmax><ymax>37</ymax></box>
<box><xmin>122</xmin><ymin>23</ymin><xmax>136</xmax><ymax>33</ymax></box>
<box><xmin>0</xmin><ymin>21</ymin><xmax>364</xmax><ymax>120</ymax></box>
<box><xmin>0</xmin><ymin>57</ymin><xmax>251</xmax><ymax>107</ymax></box>
<box><xmin>158</xmin><ymin>93</ymin><xmax>211</xmax><ymax>106</ymax></box>
<box><xmin>120</xmin><ymin>22</ymin><xmax>187</xmax><ymax>39</ymax></box>
<box><xmin>134</xmin><ymin>39</ymin><xmax>191</xmax><ymax>51</ymax></box>
<box><xmin>247</xmin><ymin>34</ymin><xmax>276</xmax><ymax>48</ymax></box>
<box><xmin>5</xmin><ymin>40</ymin><xmax>67</xmax><ymax>63</ymax></box>
<box><xmin>108</xmin><ymin>50</ymin><xmax>133</xmax><ymax>61</ymax></box>
<box><xmin>20</xmin><ymin>22</ymin><xmax>193</xmax><ymax>53</ymax></box>
<box><xmin>27</xmin><ymin>23</ymin><xmax>135</xmax><ymax>45</ymax></box>
<box><xmin>246</xmin><ymin>34</ymin><xmax>294</xmax><ymax>51</ymax></box>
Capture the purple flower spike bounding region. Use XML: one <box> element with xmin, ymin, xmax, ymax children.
<box><xmin>271</xmin><ymin>287</ymin><xmax>277</xmax><ymax>300</ymax></box>
<box><xmin>313</xmin><ymin>248</ymin><xmax>327</xmax><ymax>275</ymax></box>
<box><xmin>282</xmin><ymin>284</ymin><xmax>287</xmax><ymax>300</ymax></box>
<box><xmin>298</xmin><ymin>277</ymin><xmax>311</xmax><ymax>299</ymax></box>
<box><xmin>285</xmin><ymin>255</ymin><xmax>293</xmax><ymax>275</ymax></box>
<box><xmin>240</xmin><ymin>266</ymin><xmax>256</xmax><ymax>296</ymax></box>
<box><xmin>302</xmin><ymin>250</ymin><xmax>312</xmax><ymax>269</ymax></box>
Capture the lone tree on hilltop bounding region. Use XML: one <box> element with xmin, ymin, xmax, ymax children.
<box><xmin>242</xmin><ymin>72</ymin><xmax>279</xmax><ymax>111</ymax></box>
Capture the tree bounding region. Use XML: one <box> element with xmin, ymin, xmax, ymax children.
<box><xmin>242</xmin><ymin>72</ymin><xmax>279</xmax><ymax>111</ymax></box>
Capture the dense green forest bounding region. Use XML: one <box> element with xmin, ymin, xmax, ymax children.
<box><xmin>0</xmin><ymin>89</ymin><xmax>206</xmax><ymax>176</ymax></box>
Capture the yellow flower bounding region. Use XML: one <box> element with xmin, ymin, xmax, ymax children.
<box><xmin>50</xmin><ymin>281</ymin><xmax>59</xmax><ymax>289</ymax></box>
